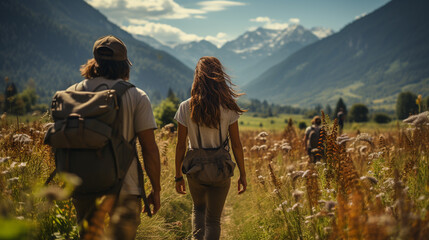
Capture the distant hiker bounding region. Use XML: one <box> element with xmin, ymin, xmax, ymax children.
<box><xmin>337</xmin><ymin>108</ymin><xmax>345</xmax><ymax>134</ymax></box>
<box><xmin>304</xmin><ymin>115</ymin><xmax>322</xmax><ymax>163</ymax></box>
<box><xmin>174</xmin><ymin>56</ymin><xmax>247</xmax><ymax>240</ymax></box>
<box><xmin>44</xmin><ymin>35</ymin><xmax>161</xmax><ymax>240</ymax></box>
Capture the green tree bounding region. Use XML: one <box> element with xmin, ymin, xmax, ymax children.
<box><xmin>4</xmin><ymin>82</ymin><xmax>18</xmax><ymax>113</ymax></box>
<box><xmin>349</xmin><ymin>103</ymin><xmax>369</xmax><ymax>122</ymax></box>
<box><xmin>166</xmin><ymin>88</ymin><xmax>180</xmax><ymax>108</ymax></box>
<box><xmin>154</xmin><ymin>98</ymin><xmax>178</xmax><ymax>128</ymax></box>
<box><xmin>20</xmin><ymin>87</ymin><xmax>38</xmax><ymax>113</ymax></box>
<box><xmin>396</xmin><ymin>91</ymin><xmax>418</xmax><ymax>119</ymax></box>
<box><xmin>325</xmin><ymin>104</ymin><xmax>333</xmax><ymax>118</ymax></box>
<box><xmin>423</xmin><ymin>96</ymin><xmax>429</xmax><ymax>111</ymax></box>
<box><xmin>334</xmin><ymin>97</ymin><xmax>347</xmax><ymax>117</ymax></box>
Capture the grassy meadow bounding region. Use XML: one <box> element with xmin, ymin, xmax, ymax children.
<box><xmin>1</xmin><ymin>111</ymin><xmax>429</xmax><ymax>239</ymax></box>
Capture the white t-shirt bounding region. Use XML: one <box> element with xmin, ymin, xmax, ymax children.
<box><xmin>174</xmin><ymin>98</ymin><xmax>240</xmax><ymax>149</ymax></box>
<box><xmin>67</xmin><ymin>77</ymin><xmax>157</xmax><ymax>195</ymax></box>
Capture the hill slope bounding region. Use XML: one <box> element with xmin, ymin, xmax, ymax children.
<box><xmin>0</xmin><ymin>0</ymin><xmax>193</xmax><ymax>102</ymax></box>
<box><xmin>244</xmin><ymin>0</ymin><xmax>429</xmax><ymax>108</ymax></box>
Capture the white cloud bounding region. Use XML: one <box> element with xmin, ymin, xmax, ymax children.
<box><xmin>289</xmin><ymin>18</ymin><xmax>300</xmax><ymax>24</ymax></box>
<box><xmin>249</xmin><ymin>16</ymin><xmax>300</xmax><ymax>30</ymax></box>
<box><xmin>122</xmin><ymin>22</ymin><xmax>202</xmax><ymax>46</ymax></box>
<box><xmin>85</xmin><ymin>0</ymin><xmax>204</xmax><ymax>21</ymax></box>
<box><xmin>197</xmin><ymin>1</ymin><xmax>246</xmax><ymax>12</ymax></box>
<box><xmin>264</xmin><ymin>22</ymin><xmax>289</xmax><ymax>30</ymax></box>
<box><xmin>204</xmin><ymin>32</ymin><xmax>228</xmax><ymax>48</ymax></box>
<box><xmin>85</xmin><ymin>0</ymin><xmax>244</xmax><ymax>47</ymax></box>
<box><xmin>250</xmin><ymin>16</ymin><xmax>271</xmax><ymax>23</ymax></box>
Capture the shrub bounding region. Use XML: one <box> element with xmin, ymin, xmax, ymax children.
<box><xmin>396</xmin><ymin>91</ymin><xmax>418</xmax><ymax>119</ymax></box>
<box><xmin>373</xmin><ymin>112</ymin><xmax>392</xmax><ymax>124</ymax></box>
<box><xmin>350</xmin><ymin>103</ymin><xmax>369</xmax><ymax>122</ymax></box>
<box><xmin>298</xmin><ymin>122</ymin><xmax>307</xmax><ymax>130</ymax></box>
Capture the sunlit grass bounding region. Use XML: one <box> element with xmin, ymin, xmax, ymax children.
<box><xmin>1</xmin><ymin>112</ymin><xmax>429</xmax><ymax>239</ymax></box>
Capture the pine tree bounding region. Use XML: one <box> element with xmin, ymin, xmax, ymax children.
<box><xmin>335</xmin><ymin>98</ymin><xmax>347</xmax><ymax>117</ymax></box>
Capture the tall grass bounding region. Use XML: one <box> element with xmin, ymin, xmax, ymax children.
<box><xmin>0</xmin><ymin>112</ymin><xmax>429</xmax><ymax>239</ymax></box>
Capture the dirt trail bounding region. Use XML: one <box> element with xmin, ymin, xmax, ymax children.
<box><xmin>220</xmin><ymin>203</ymin><xmax>233</xmax><ymax>239</ymax></box>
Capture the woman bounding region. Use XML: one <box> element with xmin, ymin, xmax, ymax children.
<box><xmin>174</xmin><ymin>56</ymin><xmax>247</xmax><ymax>240</ymax></box>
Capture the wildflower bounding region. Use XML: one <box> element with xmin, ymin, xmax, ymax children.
<box><xmin>337</xmin><ymin>135</ymin><xmax>354</xmax><ymax>145</ymax></box>
<box><xmin>38</xmin><ymin>185</ymin><xmax>71</xmax><ymax>202</ymax></box>
<box><xmin>10</xmin><ymin>162</ymin><xmax>17</xmax><ymax>169</ymax></box>
<box><xmin>281</xmin><ymin>143</ymin><xmax>291</xmax><ymax>151</ymax></box>
<box><xmin>257</xmin><ymin>175</ymin><xmax>265</xmax><ymax>184</ymax></box>
<box><xmin>291</xmin><ymin>171</ymin><xmax>304</xmax><ymax>181</ymax></box>
<box><xmin>7</xmin><ymin>177</ymin><xmax>19</xmax><ymax>182</ymax></box>
<box><xmin>403</xmin><ymin>111</ymin><xmax>429</xmax><ymax>126</ymax></box>
<box><xmin>250</xmin><ymin>145</ymin><xmax>259</xmax><ymax>152</ymax></box>
<box><xmin>360</xmin><ymin>176</ymin><xmax>378</xmax><ymax>185</ymax></box>
<box><xmin>0</xmin><ymin>157</ymin><xmax>10</xmax><ymax>164</ymax></box>
<box><xmin>292</xmin><ymin>203</ymin><xmax>301</xmax><ymax>210</ymax></box>
<box><xmin>257</xmin><ymin>132</ymin><xmax>268</xmax><ymax>138</ymax></box>
<box><xmin>302</xmin><ymin>169</ymin><xmax>310</xmax><ymax>178</ymax></box>
<box><xmin>293</xmin><ymin>190</ymin><xmax>304</xmax><ymax>201</ymax></box>
<box><xmin>318</xmin><ymin>200</ymin><xmax>337</xmax><ymax>211</ymax></box>
<box><xmin>359</xmin><ymin>145</ymin><xmax>368</xmax><ymax>154</ymax></box>
<box><xmin>43</xmin><ymin>122</ymin><xmax>54</xmax><ymax>129</ymax></box>
<box><xmin>13</xmin><ymin>133</ymin><xmax>32</xmax><ymax>144</ymax></box>
<box><xmin>17</xmin><ymin>162</ymin><xmax>27</xmax><ymax>168</ymax></box>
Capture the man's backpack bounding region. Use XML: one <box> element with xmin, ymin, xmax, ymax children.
<box><xmin>44</xmin><ymin>81</ymin><xmax>139</xmax><ymax>197</ymax></box>
<box><xmin>308</xmin><ymin>126</ymin><xmax>321</xmax><ymax>150</ymax></box>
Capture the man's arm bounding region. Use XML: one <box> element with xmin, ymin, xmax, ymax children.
<box><xmin>137</xmin><ymin>129</ymin><xmax>161</xmax><ymax>214</ymax></box>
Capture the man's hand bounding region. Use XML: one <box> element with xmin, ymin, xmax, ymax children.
<box><xmin>144</xmin><ymin>190</ymin><xmax>161</xmax><ymax>216</ymax></box>
<box><xmin>175</xmin><ymin>179</ymin><xmax>186</xmax><ymax>194</ymax></box>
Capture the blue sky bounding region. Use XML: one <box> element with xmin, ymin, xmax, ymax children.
<box><xmin>85</xmin><ymin>0</ymin><xmax>390</xmax><ymax>47</ymax></box>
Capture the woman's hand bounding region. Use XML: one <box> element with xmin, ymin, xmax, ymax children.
<box><xmin>175</xmin><ymin>178</ymin><xmax>186</xmax><ymax>194</ymax></box>
<box><xmin>238</xmin><ymin>176</ymin><xmax>247</xmax><ymax>194</ymax></box>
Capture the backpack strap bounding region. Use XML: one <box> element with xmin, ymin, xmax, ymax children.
<box><xmin>74</xmin><ymin>82</ymin><xmax>85</xmax><ymax>91</ymax></box>
<box><xmin>196</xmin><ymin>122</ymin><xmax>227</xmax><ymax>150</ymax></box>
<box><xmin>111</xmin><ymin>81</ymin><xmax>135</xmax><ymax>98</ymax></box>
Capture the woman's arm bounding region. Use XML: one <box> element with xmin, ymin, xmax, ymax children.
<box><xmin>175</xmin><ymin>123</ymin><xmax>188</xmax><ymax>194</ymax></box>
<box><xmin>229</xmin><ymin>121</ymin><xmax>247</xmax><ymax>194</ymax></box>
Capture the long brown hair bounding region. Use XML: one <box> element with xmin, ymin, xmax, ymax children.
<box><xmin>80</xmin><ymin>58</ymin><xmax>130</xmax><ymax>80</ymax></box>
<box><xmin>190</xmin><ymin>56</ymin><xmax>245</xmax><ymax>128</ymax></box>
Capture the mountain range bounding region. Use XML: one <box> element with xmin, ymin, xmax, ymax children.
<box><xmin>244</xmin><ymin>0</ymin><xmax>429</xmax><ymax>108</ymax></box>
<box><xmin>134</xmin><ymin>25</ymin><xmax>332</xmax><ymax>85</ymax></box>
<box><xmin>0</xmin><ymin>0</ymin><xmax>193</xmax><ymax>103</ymax></box>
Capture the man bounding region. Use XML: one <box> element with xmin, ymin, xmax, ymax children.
<box><xmin>71</xmin><ymin>35</ymin><xmax>161</xmax><ymax>239</ymax></box>
<box><xmin>304</xmin><ymin>116</ymin><xmax>322</xmax><ymax>163</ymax></box>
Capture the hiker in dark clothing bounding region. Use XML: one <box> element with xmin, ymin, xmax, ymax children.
<box><xmin>69</xmin><ymin>35</ymin><xmax>161</xmax><ymax>240</ymax></box>
<box><xmin>304</xmin><ymin>116</ymin><xmax>322</xmax><ymax>163</ymax></box>
<box><xmin>337</xmin><ymin>108</ymin><xmax>345</xmax><ymax>134</ymax></box>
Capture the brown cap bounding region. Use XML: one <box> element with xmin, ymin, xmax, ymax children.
<box><xmin>93</xmin><ymin>35</ymin><xmax>132</xmax><ymax>66</ymax></box>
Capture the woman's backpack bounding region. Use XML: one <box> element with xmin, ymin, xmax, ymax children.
<box><xmin>44</xmin><ymin>81</ymin><xmax>139</xmax><ymax>197</ymax></box>
<box><xmin>182</xmin><ymin>124</ymin><xmax>236</xmax><ymax>184</ymax></box>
